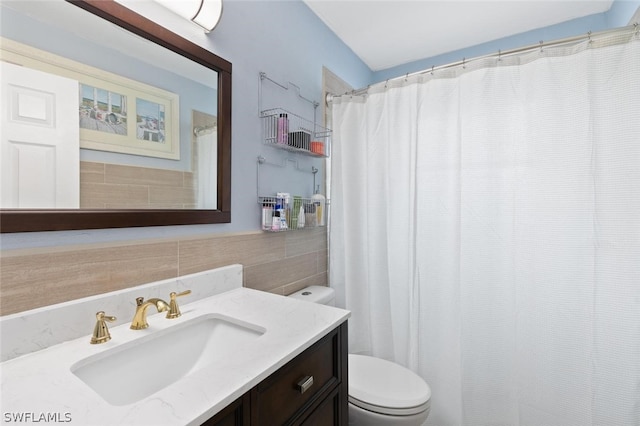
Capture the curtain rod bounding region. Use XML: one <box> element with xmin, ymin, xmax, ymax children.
<box><xmin>329</xmin><ymin>22</ymin><xmax>639</xmax><ymax>100</ymax></box>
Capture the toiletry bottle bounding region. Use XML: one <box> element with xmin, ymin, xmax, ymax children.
<box><xmin>311</xmin><ymin>186</ymin><xmax>326</xmax><ymax>226</ymax></box>
<box><xmin>311</xmin><ymin>141</ymin><xmax>324</xmax><ymax>155</ymax></box>
<box><xmin>286</xmin><ymin>193</ymin><xmax>291</xmax><ymax>227</ymax></box>
<box><xmin>277</xmin><ymin>113</ymin><xmax>288</xmax><ymax>144</ymax></box>
<box><xmin>275</xmin><ymin>202</ymin><xmax>288</xmax><ymax>230</ymax></box>
<box><xmin>262</xmin><ymin>202</ymin><xmax>273</xmax><ymax>231</ymax></box>
<box><xmin>304</xmin><ymin>202</ymin><xmax>316</xmax><ymax>227</ymax></box>
<box><xmin>271</xmin><ymin>210</ymin><xmax>281</xmax><ymax>231</ymax></box>
<box><xmin>280</xmin><ymin>206</ymin><xmax>288</xmax><ymax>230</ymax></box>
<box><xmin>291</xmin><ymin>196</ymin><xmax>302</xmax><ymax>229</ymax></box>
<box><xmin>298</xmin><ymin>203</ymin><xmax>305</xmax><ymax>228</ymax></box>
<box><xmin>277</xmin><ymin>193</ymin><xmax>291</xmax><ymax>229</ymax></box>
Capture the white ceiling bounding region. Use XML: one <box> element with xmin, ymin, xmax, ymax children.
<box><xmin>304</xmin><ymin>1</ymin><xmax>614</xmax><ymax>71</ymax></box>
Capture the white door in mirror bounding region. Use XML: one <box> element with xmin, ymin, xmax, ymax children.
<box><xmin>1</xmin><ymin>62</ymin><xmax>79</xmax><ymax>208</ymax></box>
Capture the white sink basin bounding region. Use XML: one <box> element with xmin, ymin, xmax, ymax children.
<box><xmin>71</xmin><ymin>314</ymin><xmax>265</xmax><ymax>406</ymax></box>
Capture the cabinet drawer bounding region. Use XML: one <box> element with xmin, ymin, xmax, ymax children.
<box><xmin>202</xmin><ymin>392</ymin><xmax>250</xmax><ymax>426</ymax></box>
<box><xmin>252</xmin><ymin>328</ymin><xmax>340</xmax><ymax>425</ymax></box>
<box><xmin>300</xmin><ymin>387</ymin><xmax>341</xmax><ymax>426</ymax></box>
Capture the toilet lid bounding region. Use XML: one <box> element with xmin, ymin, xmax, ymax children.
<box><xmin>349</xmin><ymin>354</ymin><xmax>431</xmax><ymax>416</ymax></box>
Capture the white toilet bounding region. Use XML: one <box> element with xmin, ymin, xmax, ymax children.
<box><xmin>289</xmin><ymin>286</ymin><xmax>432</xmax><ymax>425</ymax></box>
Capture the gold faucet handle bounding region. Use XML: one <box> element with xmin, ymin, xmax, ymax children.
<box><xmin>166</xmin><ymin>290</ymin><xmax>191</xmax><ymax>319</ymax></box>
<box><xmin>90</xmin><ymin>311</ymin><xmax>117</xmax><ymax>345</ymax></box>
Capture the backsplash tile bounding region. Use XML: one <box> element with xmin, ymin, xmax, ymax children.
<box><xmin>178</xmin><ymin>232</ymin><xmax>285</xmax><ymax>275</ymax></box>
<box><xmin>80</xmin><ymin>161</ymin><xmax>196</xmax><ymax>209</ymax></box>
<box><xmin>1</xmin><ymin>242</ymin><xmax>178</xmax><ymax>315</ymax></box>
<box><xmin>81</xmin><ymin>182</ymin><xmax>150</xmax><ymax>208</ymax></box>
<box><xmin>244</xmin><ymin>252</ymin><xmax>318</xmax><ymax>292</ymax></box>
<box><xmin>0</xmin><ymin>229</ymin><xmax>327</xmax><ymax>316</ymax></box>
<box><xmin>285</xmin><ymin>227</ymin><xmax>327</xmax><ymax>256</ymax></box>
<box><xmin>105</xmin><ymin>163</ymin><xmax>185</xmax><ymax>187</ymax></box>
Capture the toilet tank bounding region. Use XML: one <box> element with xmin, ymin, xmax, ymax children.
<box><xmin>288</xmin><ymin>286</ymin><xmax>335</xmax><ymax>306</ymax></box>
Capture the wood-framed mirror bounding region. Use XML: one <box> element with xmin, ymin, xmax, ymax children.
<box><xmin>0</xmin><ymin>0</ymin><xmax>231</xmax><ymax>232</ymax></box>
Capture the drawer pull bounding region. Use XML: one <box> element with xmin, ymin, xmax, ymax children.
<box><xmin>296</xmin><ymin>376</ymin><xmax>314</xmax><ymax>394</ymax></box>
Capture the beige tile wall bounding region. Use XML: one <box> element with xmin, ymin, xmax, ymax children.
<box><xmin>80</xmin><ymin>161</ymin><xmax>196</xmax><ymax>209</ymax></box>
<box><xmin>0</xmin><ymin>228</ymin><xmax>327</xmax><ymax>316</ymax></box>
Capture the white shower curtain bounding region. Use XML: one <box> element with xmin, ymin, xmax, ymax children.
<box><xmin>196</xmin><ymin>130</ymin><xmax>217</xmax><ymax>209</ymax></box>
<box><xmin>330</xmin><ymin>34</ymin><xmax>640</xmax><ymax>426</ymax></box>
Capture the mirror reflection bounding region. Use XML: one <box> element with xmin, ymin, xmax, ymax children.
<box><xmin>0</xmin><ymin>0</ymin><xmax>218</xmax><ymax>210</ymax></box>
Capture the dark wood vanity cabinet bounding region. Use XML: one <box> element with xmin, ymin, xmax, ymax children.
<box><xmin>203</xmin><ymin>393</ymin><xmax>251</xmax><ymax>426</ymax></box>
<box><xmin>203</xmin><ymin>322</ymin><xmax>348</xmax><ymax>426</ymax></box>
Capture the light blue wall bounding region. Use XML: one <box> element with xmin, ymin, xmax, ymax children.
<box><xmin>0</xmin><ymin>0</ymin><xmax>371</xmax><ymax>250</ymax></box>
<box><xmin>2</xmin><ymin>0</ymin><xmax>637</xmax><ymax>250</ymax></box>
<box><xmin>373</xmin><ymin>0</ymin><xmax>640</xmax><ymax>83</ymax></box>
<box><xmin>606</xmin><ymin>0</ymin><xmax>640</xmax><ymax>26</ymax></box>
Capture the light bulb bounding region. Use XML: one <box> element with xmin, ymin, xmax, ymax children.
<box><xmin>154</xmin><ymin>0</ymin><xmax>222</xmax><ymax>32</ymax></box>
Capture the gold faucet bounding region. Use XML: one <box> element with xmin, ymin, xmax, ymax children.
<box><xmin>166</xmin><ymin>290</ymin><xmax>192</xmax><ymax>319</ymax></box>
<box><xmin>130</xmin><ymin>297</ymin><xmax>170</xmax><ymax>330</ymax></box>
<box><xmin>91</xmin><ymin>311</ymin><xmax>117</xmax><ymax>344</ymax></box>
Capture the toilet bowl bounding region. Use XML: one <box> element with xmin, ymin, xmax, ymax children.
<box><xmin>289</xmin><ymin>286</ymin><xmax>431</xmax><ymax>425</ymax></box>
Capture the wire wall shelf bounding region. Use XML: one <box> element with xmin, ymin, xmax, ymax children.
<box><xmin>257</xmin><ymin>156</ymin><xmax>328</xmax><ymax>232</ymax></box>
<box><xmin>258</xmin><ymin>71</ymin><xmax>332</xmax><ymax>158</ymax></box>
<box><xmin>259</xmin><ymin>195</ymin><xmax>328</xmax><ymax>232</ymax></box>
<box><xmin>260</xmin><ymin>108</ymin><xmax>331</xmax><ymax>158</ymax></box>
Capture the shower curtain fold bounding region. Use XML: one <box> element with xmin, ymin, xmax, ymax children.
<box><xmin>196</xmin><ymin>131</ymin><xmax>217</xmax><ymax>209</ymax></box>
<box><xmin>330</xmin><ymin>36</ymin><xmax>640</xmax><ymax>426</ymax></box>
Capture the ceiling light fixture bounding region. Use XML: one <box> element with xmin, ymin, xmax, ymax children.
<box><xmin>154</xmin><ymin>0</ymin><xmax>223</xmax><ymax>33</ymax></box>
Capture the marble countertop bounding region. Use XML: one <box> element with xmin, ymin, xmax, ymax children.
<box><xmin>0</xmin><ymin>288</ymin><xmax>350</xmax><ymax>426</ymax></box>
